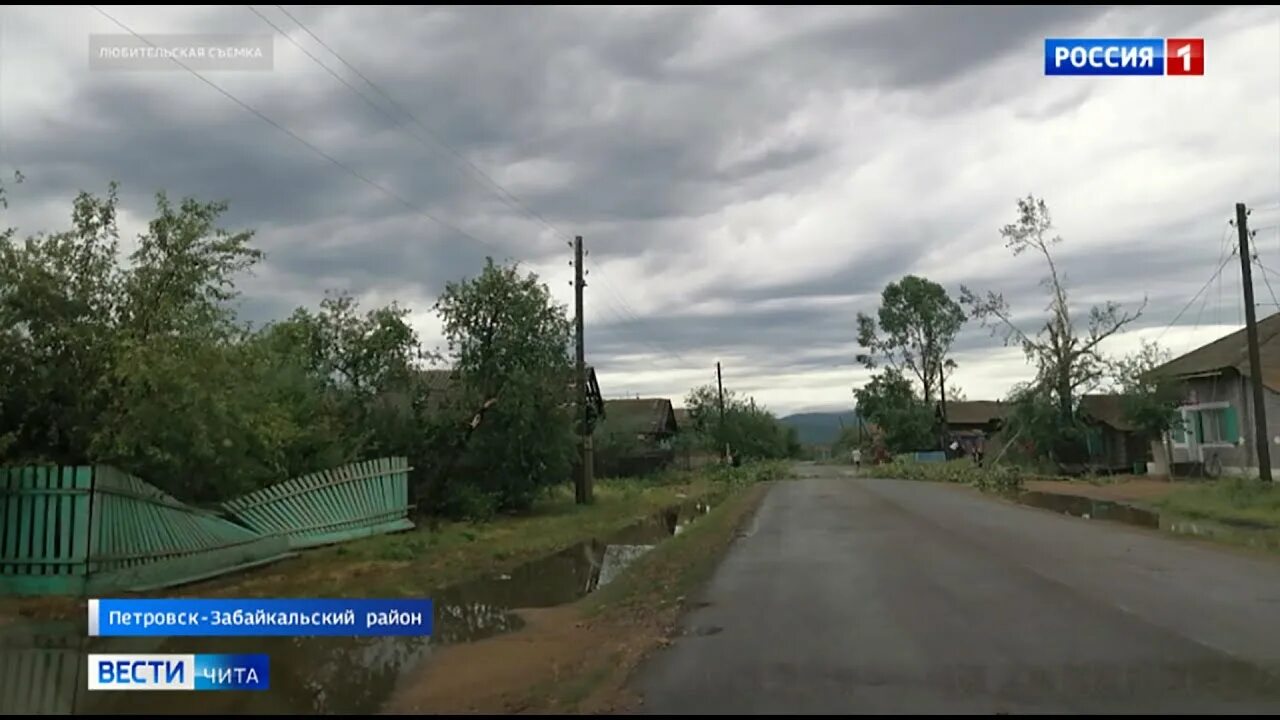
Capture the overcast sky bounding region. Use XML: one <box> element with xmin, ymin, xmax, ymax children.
<box><xmin>1</xmin><ymin>6</ymin><xmax>1278</xmax><ymax>416</ymax></box>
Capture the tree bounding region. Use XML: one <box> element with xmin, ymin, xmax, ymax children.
<box><xmin>853</xmin><ymin>369</ymin><xmax>935</xmax><ymax>453</ymax></box>
<box><xmin>1001</xmin><ymin>382</ymin><xmax>1088</xmax><ymax>468</ymax></box>
<box><xmin>1115</xmin><ymin>340</ymin><xmax>1185</xmax><ymax>479</ymax></box>
<box><xmin>683</xmin><ymin>384</ymin><xmax>795</xmax><ymax>461</ymax></box>
<box><xmin>0</xmin><ymin>184</ymin><xmax>122</xmax><ymax>464</ymax></box>
<box><xmin>89</xmin><ymin>192</ymin><xmax>285</xmax><ymax>500</ymax></box>
<box><xmin>857</xmin><ymin>275</ymin><xmax>966</xmax><ymax>405</ymax></box>
<box><xmin>961</xmin><ymin>196</ymin><xmax>1146</xmax><ymax>423</ymax></box>
<box><xmin>433</xmin><ymin>258</ymin><xmax>575</xmax><ymax>513</ymax></box>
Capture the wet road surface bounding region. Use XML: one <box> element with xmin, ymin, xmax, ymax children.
<box><xmin>636</xmin><ymin>468</ymin><xmax>1280</xmax><ymax>713</ymax></box>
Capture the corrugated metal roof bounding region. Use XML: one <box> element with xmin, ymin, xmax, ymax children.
<box><xmin>1151</xmin><ymin>312</ymin><xmax>1280</xmax><ymax>392</ymax></box>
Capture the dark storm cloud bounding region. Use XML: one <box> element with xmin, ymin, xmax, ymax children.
<box><xmin>5</xmin><ymin>4</ymin><xmax>1271</xmax><ymax>413</ymax></box>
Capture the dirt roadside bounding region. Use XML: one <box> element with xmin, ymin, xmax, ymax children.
<box><xmin>383</xmin><ymin>481</ymin><xmax>773</xmax><ymax>714</ymax></box>
<box><xmin>1023</xmin><ymin>477</ymin><xmax>1190</xmax><ymax>504</ymax></box>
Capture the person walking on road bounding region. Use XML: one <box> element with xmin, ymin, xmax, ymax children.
<box><xmin>851</xmin><ymin>448</ymin><xmax>862</xmax><ymax>471</ymax></box>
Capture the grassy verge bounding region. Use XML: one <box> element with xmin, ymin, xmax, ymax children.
<box><xmin>0</xmin><ymin>462</ymin><xmax>791</xmax><ymax>623</ymax></box>
<box><xmin>386</xmin><ymin>471</ymin><xmax>780</xmax><ymax>714</ymax></box>
<box><xmin>872</xmin><ymin>459</ymin><xmax>1025</xmax><ymax>492</ymax></box>
<box><xmin>1155</xmin><ymin>478</ymin><xmax>1280</xmax><ymax>529</ymax></box>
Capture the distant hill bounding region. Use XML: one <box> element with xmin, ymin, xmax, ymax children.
<box><xmin>778</xmin><ymin>411</ymin><xmax>862</xmax><ymax>446</ymax></box>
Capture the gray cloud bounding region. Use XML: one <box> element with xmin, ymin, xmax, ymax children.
<box><xmin>2</xmin><ymin>4</ymin><xmax>1276</xmax><ymax>415</ymax></box>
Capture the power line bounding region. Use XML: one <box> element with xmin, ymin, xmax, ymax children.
<box><xmin>89</xmin><ymin>5</ymin><xmax>509</xmax><ymax>260</ymax></box>
<box><xmin>1157</xmin><ymin>237</ymin><xmax>1235</xmax><ymax>343</ymax></box>
<box><xmin>587</xmin><ymin>257</ymin><xmax>696</xmax><ymax>366</ymax></box>
<box><xmin>1255</xmin><ymin>257</ymin><xmax>1280</xmax><ymax>309</ymax></box>
<box><xmin>267</xmin><ymin>6</ymin><xmax>698</xmax><ymax>370</ymax></box>
<box><xmin>269</xmin><ymin>4</ymin><xmax>570</xmax><ymax>244</ymax></box>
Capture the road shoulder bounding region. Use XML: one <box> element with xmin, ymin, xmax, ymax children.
<box><xmin>383</xmin><ymin>480</ymin><xmax>773</xmax><ymax>714</ymax></box>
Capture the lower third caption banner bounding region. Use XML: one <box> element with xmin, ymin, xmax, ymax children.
<box><xmin>88</xmin><ymin>654</ymin><xmax>270</xmax><ymax>691</ymax></box>
<box><xmin>88</xmin><ymin>598</ymin><xmax>433</xmax><ymax>637</ymax></box>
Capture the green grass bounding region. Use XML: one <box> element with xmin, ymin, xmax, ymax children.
<box><xmin>1156</xmin><ymin>478</ymin><xmax>1280</xmax><ymax>529</ymax></box>
<box><xmin>583</xmin><ymin>480</ymin><xmax>774</xmax><ymax>618</ymax></box>
<box><xmin>178</xmin><ymin>462</ymin><xmax>790</xmax><ymax>600</ymax></box>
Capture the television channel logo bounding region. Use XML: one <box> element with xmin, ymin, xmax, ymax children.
<box><xmin>1044</xmin><ymin>38</ymin><xmax>1204</xmax><ymax>76</ymax></box>
<box><xmin>87</xmin><ymin>654</ymin><xmax>269</xmax><ymax>691</ymax></box>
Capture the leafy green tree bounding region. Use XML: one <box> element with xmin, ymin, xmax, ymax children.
<box><xmin>961</xmin><ymin>196</ymin><xmax>1145</xmax><ymax>423</ymax></box>
<box><xmin>89</xmin><ymin>192</ymin><xmax>280</xmax><ymax>500</ymax></box>
<box><xmin>433</xmin><ymin>258</ymin><xmax>575</xmax><ymax>513</ymax></box>
<box><xmin>1000</xmin><ymin>382</ymin><xmax>1088</xmax><ymax>467</ymax></box>
<box><xmin>1115</xmin><ymin>340</ymin><xmax>1185</xmax><ymax>478</ymax></box>
<box><xmin>683</xmin><ymin>384</ymin><xmax>796</xmax><ymax>461</ymax></box>
<box><xmin>854</xmin><ymin>368</ymin><xmax>935</xmax><ymax>453</ymax></box>
<box><xmin>857</xmin><ymin>275</ymin><xmax>966</xmax><ymax>405</ymax></box>
<box><xmin>0</xmin><ymin>185</ymin><xmax>123</xmax><ymax>464</ymax></box>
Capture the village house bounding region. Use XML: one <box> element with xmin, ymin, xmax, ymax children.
<box><xmin>597</xmin><ymin>398</ymin><xmax>680</xmax><ymax>448</ymax></box>
<box><xmin>937</xmin><ymin>400</ymin><xmax>1008</xmax><ymax>458</ymax></box>
<box><xmin>1077</xmin><ymin>393</ymin><xmax>1150</xmax><ymax>473</ymax></box>
<box><xmin>594</xmin><ymin>398</ymin><xmax>681</xmax><ymax>476</ymax></box>
<box><xmin>1149</xmin><ymin>312</ymin><xmax>1280</xmax><ymax>477</ymax></box>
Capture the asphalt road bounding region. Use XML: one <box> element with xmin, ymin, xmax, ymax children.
<box><xmin>635</xmin><ymin>466</ymin><xmax>1280</xmax><ymax>714</ymax></box>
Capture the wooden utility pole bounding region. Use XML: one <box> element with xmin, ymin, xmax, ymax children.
<box><xmin>716</xmin><ymin>361</ymin><xmax>727</xmax><ymax>462</ymax></box>
<box><xmin>574</xmin><ymin>235</ymin><xmax>594</xmax><ymax>503</ymax></box>
<box><xmin>939</xmin><ymin>368</ymin><xmax>949</xmax><ymax>451</ymax></box>
<box><xmin>1237</xmin><ymin>203</ymin><xmax>1272</xmax><ymax>482</ymax></box>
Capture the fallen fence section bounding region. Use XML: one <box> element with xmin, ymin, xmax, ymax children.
<box><xmin>221</xmin><ymin>457</ymin><xmax>413</xmax><ymax>549</ymax></box>
<box><xmin>0</xmin><ymin>457</ymin><xmax>412</xmax><ymax>597</ymax></box>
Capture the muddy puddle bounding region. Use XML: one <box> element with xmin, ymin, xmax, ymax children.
<box><xmin>0</xmin><ymin>500</ymin><xmax>712</xmax><ymax>714</ymax></box>
<box><xmin>1013</xmin><ymin>491</ymin><xmax>1161</xmax><ymax>528</ymax></box>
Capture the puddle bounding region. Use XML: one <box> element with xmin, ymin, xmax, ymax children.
<box><xmin>431</xmin><ymin>499</ymin><xmax>710</xmax><ymax>644</ymax></box>
<box><xmin>0</xmin><ymin>501</ymin><xmax>712</xmax><ymax>715</ymax></box>
<box><xmin>1011</xmin><ymin>490</ymin><xmax>1280</xmax><ymax>551</ymax></box>
<box><xmin>1012</xmin><ymin>491</ymin><xmax>1160</xmax><ymax>528</ymax></box>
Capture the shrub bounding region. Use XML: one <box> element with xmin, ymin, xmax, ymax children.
<box><xmin>873</xmin><ymin>459</ymin><xmax>1024</xmax><ymax>492</ymax></box>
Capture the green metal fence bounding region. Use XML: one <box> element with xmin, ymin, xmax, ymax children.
<box><xmin>0</xmin><ymin>457</ymin><xmax>413</xmax><ymax>597</ymax></box>
<box><xmin>83</xmin><ymin>466</ymin><xmax>294</xmax><ymax>594</ymax></box>
<box><xmin>0</xmin><ymin>467</ymin><xmax>92</xmax><ymax>596</ymax></box>
<box><xmin>221</xmin><ymin>457</ymin><xmax>413</xmax><ymax>549</ymax></box>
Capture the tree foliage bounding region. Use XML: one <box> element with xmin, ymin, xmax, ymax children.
<box><xmin>1114</xmin><ymin>340</ymin><xmax>1184</xmax><ymax>476</ymax></box>
<box><xmin>960</xmin><ymin>196</ymin><xmax>1146</xmax><ymax>422</ymax></box>
<box><xmin>683</xmin><ymin>384</ymin><xmax>798</xmax><ymax>462</ymax></box>
<box><xmin>0</xmin><ymin>185</ymin><xmax>576</xmax><ymax>514</ymax></box>
<box><xmin>853</xmin><ymin>369</ymin><xmax>936</xmax><ymax>453</ymax></box>
<box><xmin>1000</xmin><ymin>382</ymin><xmax>1089</xmax><ymax>467</ymax></box>
<box><xmin>433</xmin><ymin>258</ymin><xmax>576</xmax><ymax>514</ymax></box>
<box><xmin>856</xmin><ymin>275</ymin><xmax>965</xmax><ymax>404</ymax></box>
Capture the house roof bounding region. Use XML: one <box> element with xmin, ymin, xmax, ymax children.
<box><xmin>940</xmin><ymin>400</ymin><xmax>1008</xmax><ymax>426</ymax></box>
<box><xmin>1150</xmin><ymin>312</ymin><xmax>1280</xmax><ymax>392</ymax></box>
<box><xmin>1078</xmin><ymin>393</ymin><xmax>1137</xmax><ymax>432</ymax></box>
<box><xmin>672</xmin><ymin>407</ymin><xmax>690</xmax><ymax>430</ymax></box>
<box><xmin>599</xmin><ymin>398</ymin><xmax>678</xmax><ymax>437</ymax></box>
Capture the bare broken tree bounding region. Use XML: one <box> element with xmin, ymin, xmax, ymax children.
<box><xmin>960</xmin><ymin>195</ymin><xmax>1147</xmax><ymax>422</ymax></box>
